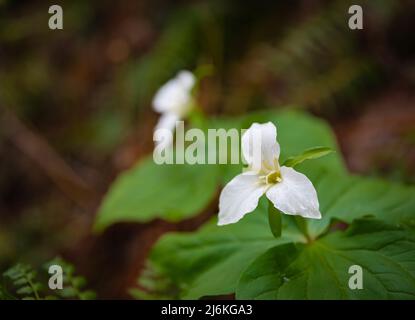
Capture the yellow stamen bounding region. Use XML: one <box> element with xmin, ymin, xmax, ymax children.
<box><xmin>266</xmin><ymin>170</ymin><xmax>282</xmax><ymax>184</ymax></box>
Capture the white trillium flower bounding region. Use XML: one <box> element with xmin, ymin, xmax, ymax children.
<box><xmin>153</xmin><ymin>70</ymin><xmax>196</xmax><ymax>146</ymax></box>
<box><xmin>218</xmin><ymin>122</ymin><xmax>322</xmax><ymax>226</ymax></box>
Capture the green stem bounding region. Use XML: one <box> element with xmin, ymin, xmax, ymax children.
<box><xmin>188</xmin><ymin>106</ymin><xmax>207</xmax><ymax>129</ymax></box>
<box><xmin>268</xmin><ymin>200</ymin><xmax>282</xmax><ymax>238</ymax></box>
<box><xmin>294</xmin><ymin>216</ymin><xmax>312</xmax><ymax>243</ymax></box>
<box><xmin>26</xmin><ymin>275</ymin><xmax>40</xmax><ymax>300</ymax></box>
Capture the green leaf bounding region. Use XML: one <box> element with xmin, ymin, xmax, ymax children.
<box><xmin>282</xmin><ymin>146</ymin><xmax>334</xmax><ymax>168</ymax></box>
<box><xmin>145</xmin><ymin>199</ymin><xmax>305</xmax><ymax>299</ymax></box>
<box><xmin>13</xmin><ymin>278</ymin><xmax>29</xmax><ymax>286</ymax></box>
<box><xmin>306</xmin><ymin>167</ymin><xmax>415</xmax><ymax>237</ymax></box>
<box><xmin>43</xmin><ymin>256</ymin><xmax>95</xmax><ymax>300</ymax></box>
<box><xmin>268</xmin><ymin>201</ymin><xmax>282</xmax><ymax>238</ymax></box>
<box><xmin>3</xmin><ymin>264</ymin><xmax>42</xmax><ymax>300</ymax></box>
<box><xmin>60</xmin><ymin>287</ymin><xmax>78</xmax><ymax>298</ymax></box>
<box><xmin>72</xmin><ymin>276</ymin><xmax>86</xmax><ymax>289</ymax></box>
<box><xmin>94</xmin><ymin>157</ymin><xmax>220</xmax><ymax>231</ymax></box>
<box><xmin>236</xmin><ymin>219</ymin><xmax>415</xmax><ymax>299</ymax></box>
<box><xmin>16</xmin><ymin>286</ymin><xmax>33</xmax><ymax>295</ymax></box>
<box><xmin>79</xmin><ymin>290</ymin><xmax>96</xmax><ymax>300</ymax></box>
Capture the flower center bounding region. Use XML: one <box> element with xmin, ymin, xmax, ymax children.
<box><xmin>266</xmin><ymin>170</ymin><xmax>282</xmax><ymax>185</ymax></box>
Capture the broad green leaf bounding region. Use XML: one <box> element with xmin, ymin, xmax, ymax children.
<box><xmin>94</xmin><ymin>157</ymin><xmax>220</xmax><ymax>231</ymax></box>
<box><xmin>236</xmin><ymin>219</ymin><xmax>415</xmax><ymax>299</ymax></box>
<box><xmin>306</xmin><ymin>167</ymin><xmax>415</xmax><ymax>237</ymax></box>
<box><xmin>282</xmin><ymin>146</ymin><xmax>334</xmax><ymax>168</ymax></box>
<box><xmin>146</xmin><ymin>199</ymin><xmax>305</xmax><ymax>299</ymax></box>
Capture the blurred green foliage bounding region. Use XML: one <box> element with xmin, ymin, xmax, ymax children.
<box><xmin>1</xmin><ymin>257</ymin><xmax>95</xmax><ymax>300</ymax></box>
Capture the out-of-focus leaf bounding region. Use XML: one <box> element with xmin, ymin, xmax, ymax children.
<box><xmin>95</xmin><ymin>157</ymin><xmax>220</xmax><ymax>231</ymax></box>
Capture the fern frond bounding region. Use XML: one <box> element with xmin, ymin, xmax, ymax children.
<box><xmin>3</xmin><ymin>264</ymin><xmax>43</xmax><ymax>300</ymax></box>
<box><xmin>131</xmin><ymin>261</ymin><xmax>180</xmax><ymax>300</ymax></box>
<box><xmin>44</xmin><ymin>257</ymin><xmax>96</xmax><ymax>300</ymax></box>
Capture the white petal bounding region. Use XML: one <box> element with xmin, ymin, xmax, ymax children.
<box><xmin>153</xmin><ymin>113</ymin><xmax>179</xmax><ymax>147</ymax></box>
<box><xmin>155</xmin><ymin>112</ymin><xmax>179</xmax><ymax>133</ymax></box>
<box><xmin>241</xmin><ymin>122</ymin><xmax>280</xmax><ymax>172</ymax></box>
<box><xmin>176</xmin><ymin>70</ymin><xmax>196</xmax><ymax>90</ymax></box>
<box><xmin>218</xmin><ymin>172</ymin><xmax>266</xmax><ymax>226</ymax></box>
<box><xmin>266</xmin><ymin>166</ymin><xmax>321</xmax><ymax>219</ymax></box>
<box><xmin>152</xmin><ymin>71</ymin><xmax>195</xmax><ymax>114</ymax></box>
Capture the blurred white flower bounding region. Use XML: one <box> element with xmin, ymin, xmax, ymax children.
<box><xmin>218</xmin><ymin>122</ymin><xmax>321</xmax><ymax>226</ymax></box>
<box><xmin>153</xmin><ymin>70</ymin><xmax>196</xmax><ymax>146</ymax></box>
